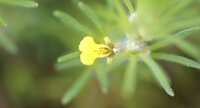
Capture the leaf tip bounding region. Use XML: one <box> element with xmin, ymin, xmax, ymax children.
<box><xmin>32</xmin><ymin>2</ymin><xmax>39</xmax><ymax>7</ymax></box>
<box><xmin>166</xmin><ymin>89</ymin><xmax>175</xmax><ymax>97</ymax></box>
<box><xmin>53</xmin><ymin>10</ymin><xmax>60</xmax><ymax>17</ymax></box>
<box><xmin>78</xmin><ymin>1</ymin><xmax>83</xmax><ymax>6</ymax></box>
<box><xmin>1</xmin><ymin>23</ymin><xmax>7</xmax><ymax>27</ymax></box>
<box><xmin>57</xmin><ymin>57</ymin><xmax>62</xmax><ymax>63</ymax></box>
<box><xmin>61</xmin><ymin>97</ymin><xmax>70</xmax><ymax>105</ymax></box>
<box><xmin>27</xmin><ymin>1</ymin><xmax>39</xmax><ymax>8</ymax></box>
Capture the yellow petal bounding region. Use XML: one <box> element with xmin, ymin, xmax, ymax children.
<box><xmin>80</xmin><ymin>52</ymin><xmax>97</xmax><ymax>65</ymax></box>
<box><xmin>79</xmin><ymin>36</ymin><xmax>109</xmax><ymax>65</ymax></box>
<box><xmin>79</xmin><ymin>36</ymin><xmax>96</xmax><ymax>52</ymax></box>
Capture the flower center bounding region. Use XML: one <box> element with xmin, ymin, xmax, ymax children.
<box><xmin>94</xmin><ymin>47</ymin><xmax>110</xmax><ymax>55</ymax></box>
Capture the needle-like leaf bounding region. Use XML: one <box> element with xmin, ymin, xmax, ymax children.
<box><xmin>140</xmin><ymin>54</ymin><xmax>174</xmax><ymax>96</ymax></box>
<box><xmin>122</xmin><ymin>56</ymin><xmax>137</xmax><ymax>97</ymax></box>
<box><xmin>53</xmin><ymin>10</ymin><xmax>91</xmax><ymax>35</ymax></box>
<box><xmin>123</xmin><ymin>0</ymin><xmax>134</xmax><ymax>13</ymax></box>
<box><xmin>152</xmin><ymin>53</ymin><xmax>200</xmax><ymax>70</ymax></box>
<box><xmin>114</xmin><ymin>0</ymin><xmax>129</xmax><ymax>30</ymax></box>
<box><xmin>78</xmin><ymin>2</ymin><xmax>105</xmax><ymax>35</ymax></box>
<box><xmin>57</xmin><ymin>51</ymin><xmax>80</xmax><ymax>63</ymax></box>
<box><xmin>175</xmin><ymin>39</ymin><xmax>200</xmax><ymax>60</ymax></box>
<box><xmin>0</xmin><ymin>0</ymin><xmax>38</xmax><ymax>8</ymax></box>
<box><xmin>150</xmin><ymin>27</ymin><xmax>200</xmax><ymax>50</ymax></box>
<box><xmin>0</xmin><ymin>32</ymin><xmax>18</xmax><ymax>54</ymax></box>
<box><xmin>0</xmin><ymin>15</ymin><xmax>7</xmax><ymax>26</ymax></box>
<box><xmin>61</xmin><ymin>68</ymin><xmax>93</xmax><ymax>105</ymax></box>
<box><xmin>96</xmin><ymin>64</ymin><xmax>109</xmax><ymax>94</ymax></box>
<box><xmin>55</xmin><ymin>59</ymin><xmax>82</xmax><ymax>71</ymax></box>
<box><xmin>96</xmin><ymin>52</ymin><xmax>129</xmax><ymax>93</ymax></box>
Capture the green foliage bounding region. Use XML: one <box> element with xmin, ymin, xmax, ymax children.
<box><xmin>113</xmin><ymin>0</ymin><xmax>129</xmax><ymax>30</ymax></box>
<box><xmin>152</xmin><ymin>53</ymin><xmax>200</xmax><ymax>70</ymax></box>
<box><xmin>96</xmin><ymin>52</ymin><xmax>129</xmax><ymax>94</ymax></box>
<box><xmin>0</xmin><ymin>32</ymin><xmax>17</xmax><ymax>54</ymax></box>
<box><xmin>2</xmin><ymin>0</ymin><xmax>200</xmax><ymax>107</ymax></box>
<box><xmin>0</xmin><ymin>15</ymin><xmax>7</xmax><ymax>26</ymax></box>
<box><xmin>57</xmin><ymin>51</ymin><xmax>80</xmax><ymax>63</ymax></box>
<box><xmin>61</xmin><ymin>68</ymin><xmax>93</xmax><ymax>105</ymax></box>
<box><xmin>53</xmin><ymin>10</ymin><xmax>91</xmax><ymax>36</ymax></box>
<box><xmin>150</xmin><ymin>27</ymin><xmax>200</xmax><ymax>51</ymax></box>
<box><xmin>96</xmin><ymin>64</ymin><xmax>109</xmax><ymax>94</ymax></box>
<box><xmin>0</xmin><ymin>0</ymin><xmax>38</xmax><ymax>54</ymax></box>
<box><xmin>55</xmin><ymin>0</ymin><xmax>200</xmax><ymax>105</ymax></box>
<box><xmin>0</xmin><ymin>0</ymin><xmax>38</xmax><ymax>8</ymax></box>
<box><xmin>78</xmin><ymin>2</ymin><xmax>105</xmax><ymax>35</ymax></box>
<box><xmin>55</xmin><ymin>59</ymin><xmax>82</xmax><ymax>71</ymax></box>
<box><xmin>140</xmin><ymin>54</ymin><xmax>174</xmax><ymax>96</ymax></box>
<box><xmin>175</xmin><ymin>39</ymin><xmax>200</xmax><ymax>60</ymax></box>
<box><xmin>56</xmin><ymin>52</ymin><xmax>82</xmax><ymax>71</ymax></box>
<box><xmin>122</xmin><ymin>56</ymin><xmax>137</xmax><ymax>97</ymax></box>
<box><xmin>123</xmin><ymin>0</ymin><xmax>134</xmax><ymax>13</ymax></box>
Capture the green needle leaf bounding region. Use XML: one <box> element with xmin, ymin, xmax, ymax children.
<box><xmin>160</xmin><ymin>0</ymin><xmax>192</xmax><ymax>22</ymax></box>
<box><xmin>78</xmin><ymin>2</ymin><xmax>105</xmax><ymax>35</ymax></box>
<box><xmin>122</xmin><ymin>56</ymin><xmax>137</xmax><ymax>97</ymax></box>
<box><xmin>106</xmin><ymin>52</ymin><xmax>129</xmax><ymax>72</ymax></box>
<box><xmin>123</xmin><ymin>0</ymin><xmax>134</xmax><ymax>13</ymax></box>
<box><xmin>61</xmin><ymin>68</ymin><xmax>93</xmax><ymax>105</ymax></box>
<box><xmin>152</xmin><ymin>53</ymin><xmax>200</xmax><ymax>70</ymax></box>
<box><xmin>150</xmin><ymin>27</ymin><xmax>200</xmax><ymax>50</ymax></box>
<box><xmin>0</xmin><ymin>0</ymin><xmax>39</xmax><ymax>8</ymax></box>
<box><xmin>53</xmin><ymin>10</ymin><xmax>91</xmax><ymax>35</ymax></box>
<box><xmin>96</xmin><ymin>52</ymin><xmax>129</xmax><ymax>94</ymax></box>
<box><xmin>55</xmin><ymin>59</ymin><xmax>82</xmax><ymax>71</ymax></box>
<box><xmin>0</xmin><ymin>15</ymin><xmax>7</xmax><ymax>26</ymax></box>
<box><xmin>57</xmin><ymin>51</ymin><xmax>80</xmax><ymax>63</ymax></box>
<box><xmin>115</xmin><ymin>0</ymin><xmax>129</xmax><ymax>30</ymax></box>
<box><xmin>175</xmin><ymin>39</ymin><xmax>200</xmax><ymax>60</ymax></box>
<box><xmin>140</xmin><ymin>54</ymin><xmax>174</xmax><ymax>96</ymax></box>
<box><xmin>96</xmin><ymin>64</ymin><xmax>109</xmax><ymax>94</ymax></box>
<box><xmin>0</xmin><ymin>32</ymin><xmax>18</xmax><ymax>54</ymax></box>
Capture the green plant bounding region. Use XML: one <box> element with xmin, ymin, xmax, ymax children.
<box><xmin>54</xmin><ymin>0</ymin><xmax>200</xmax><ymax>105</ymax></box>
<box><xmin>0</xmin><ymin>0</ymin><xmax>38</xmax><ymax>54</ymax></box>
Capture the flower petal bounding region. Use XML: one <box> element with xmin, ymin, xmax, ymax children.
<box><xmin>80</xmin><ymin>52</ymin><xmax>97</xmax><ymax>65</ymax></box>
<box><xmin>79</xmin><ymin>36</ymin><xmax>109</xmax><ymax>65</ymax></box>
<box><xmin>79</xmin><ymin>36</ymin><xmax>97</xmax><ymax>52</ymax></box>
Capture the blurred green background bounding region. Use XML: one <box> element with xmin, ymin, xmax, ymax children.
<box><xmin>0</xmin><ymin>0</ymin><xmax>200</xmax><ymax>108</ymax></box>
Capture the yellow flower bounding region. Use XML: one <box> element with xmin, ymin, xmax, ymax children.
<box><xmin>79</xmin><ymin>36</ymin><xmax>117</xmax><ymax>65</ymax></box>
